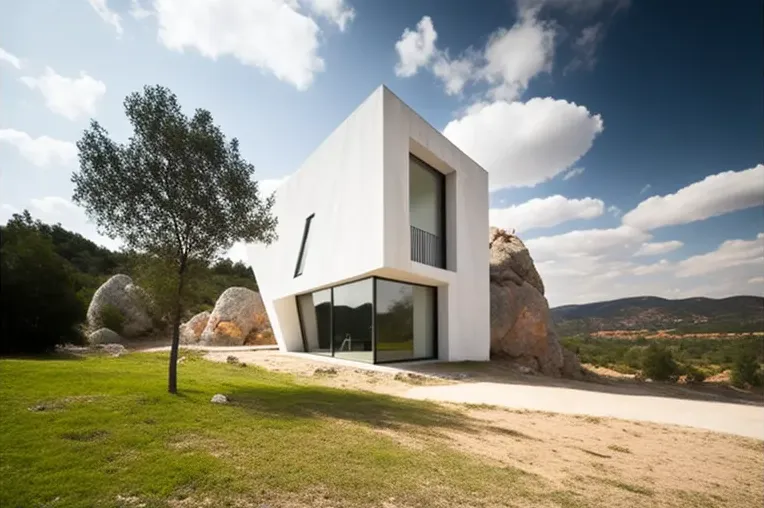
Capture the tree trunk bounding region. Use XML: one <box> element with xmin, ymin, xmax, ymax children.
<box><xmin>168</xmin><ymin>255</ymin><xmax>188</xmax><ymax>394</ymax></box>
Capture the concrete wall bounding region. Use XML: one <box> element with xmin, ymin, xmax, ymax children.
<box><xmin>248</xmin><ymin>87</ymin><xmax>385</xmax><ymax>351</ymax></box>
<box><xmin>250</xmin><ymin>85</ymin><xmax>490</xmax><ymax>362</ymax></box>
<box><xmin>381</xmin><ymin>87</ymin><xmax>490</xmax><ymax>361</ymax></box>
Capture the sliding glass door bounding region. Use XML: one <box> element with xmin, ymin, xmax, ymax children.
<box><xmin>297</xmin><ymin>277</ymin><xmax>437</xmax><ymax>364</ymax></box>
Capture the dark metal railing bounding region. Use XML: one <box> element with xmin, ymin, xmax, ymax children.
<box><xmin>411</xmin><ymin>226</ymin><xmax>443</xmax><ymax>268</ymax></box>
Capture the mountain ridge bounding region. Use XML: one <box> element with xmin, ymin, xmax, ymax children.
<box><xmin>551</xmin><ymin>295</ymin><xmax>764</xmax><ymax>335</ymax></box>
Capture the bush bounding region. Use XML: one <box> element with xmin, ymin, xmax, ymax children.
<box><xmin>642</xmin><ymin>343</ymin><xmax>679</xmax><ymax>381</ymax></box>
<box><xmin>100</xmin><ymin>304</ymin><xmax>125</xmax><ymax>334</ymax></box>
<box><xmin>1</xmin><ymin>213</ymin><xmax>85</xmax><ymax>354</ymax></box>
<box><xmin>682</xmin><ymin>364</ymin><xmax>707</xmax><ymax>384</ymax></box>
<box><xmin>731</xmin><ymin>349</ymin><xmax>762</xmax><ymax>388</ymax></box>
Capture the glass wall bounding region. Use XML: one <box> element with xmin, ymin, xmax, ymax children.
<box><xmin>297</xmin><ymin>277</ymin><xmax>436</xmax><ymax>364</ymax></box>
<box><xmin>332</xmin><ymin>279</ymin><xmax>374</xmax><ymax>363</ymax></box>
<box><xmin>376</xmin><ymin>279</ymin><xmax>435</xmax><ymax>362</ymax></box>
<box><xmin>297</xmin><ymin>289</ymin><xmax>331</xmax><ymax>355</ymax></box>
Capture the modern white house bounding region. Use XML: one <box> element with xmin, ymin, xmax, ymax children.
<box><xmin>248</xmin><ymin>86</ymin><xmax>490</xmax><ymax>364</ymax></box>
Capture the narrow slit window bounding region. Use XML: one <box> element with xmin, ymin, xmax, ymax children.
<box><xmin>294</xmin><ymin>214</ymin><xmax>314</xmax><ymax>277</ymax></box>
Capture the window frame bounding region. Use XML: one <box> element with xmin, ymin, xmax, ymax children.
<box><xmin>293</xmin><ymin>213</ymin><xmax>315</xmax><ymax>278</ymax></box>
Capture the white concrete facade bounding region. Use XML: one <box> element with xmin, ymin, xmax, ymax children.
<box><xmin>248</xmin><ymin>86</ymin><xmax>490</xmax><ymax>362</ymax></box>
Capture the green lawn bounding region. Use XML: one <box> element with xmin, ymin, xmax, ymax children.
<box><xmin>0</xmin><ymin>352</ymin><xmax>562</xmax><ymax>508</ymax></box>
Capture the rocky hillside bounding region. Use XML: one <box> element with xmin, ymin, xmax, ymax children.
<box><xmin>552</xmin><ymin>296</ymin><xmax>764</xmax><ymax>335</ymax></box>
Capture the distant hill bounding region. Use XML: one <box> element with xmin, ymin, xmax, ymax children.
<box><xmin>551</xmin><ymin>296</ymin><xmax>764</xmax><ymax>335</ymax></box>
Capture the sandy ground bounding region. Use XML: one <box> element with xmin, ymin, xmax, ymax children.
<box><xmin>200</xmin><ymin>349</ymin><xmax>764</xmax><ymax>507</ymax></box>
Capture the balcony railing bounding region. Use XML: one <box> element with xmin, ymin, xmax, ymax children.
<box><xmin>411</xmin><ymin>226</ymin><xmax>444</xmax><ymax>268</ymax></box>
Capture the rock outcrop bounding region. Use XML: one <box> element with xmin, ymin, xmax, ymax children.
<box><xmin>88</xmin><ymin>327</ymin><xmax>123</xmax><ymax>345</ymax></box>
<box><xmin>87</xmin><ymin>275</ymin><xmax>153</xmax><ymax>338</ymax></box>
<box><xmin>200</xmin><ymin>287</ymin><xmax>270</xmax><ymax>346</ymax></box>
<box><xmin>179</xmin><ymin>311</ymin><xmax>211</xmax><ymax>344</ymax></box>
<box><xmin>489</xmin><ymin>228</ymin><xmax>581</xmax><ymax>378</ymax></box>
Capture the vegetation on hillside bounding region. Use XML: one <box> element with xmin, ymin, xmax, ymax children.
<box><xmin>0</xmin><ymin>211</ymin><xmax>260</xmax><ymax>354</ymax></box>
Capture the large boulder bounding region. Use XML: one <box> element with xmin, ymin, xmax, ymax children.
<box><xmin>489</xmin><ymin>227</ymin><xmax>581</xmax><ymax>378</ymax></box>
<box><xmin>88</xmin><ymin>327</ymin><xmax>123</xmax><ymax>345</ymax></box>
<box><xmin>201</xmin><ymin>288</ymin><xmax>268</xmax><ymax>346</ymax></box>
<box><xmin>87</xmin><ymin>275</ymin><xmax>153</xmax><ymax>338</ymax></box>
<box><xmin>179</xmin><ymin>311</ymin><xmax>211</xmax><ymax>344</ymax></box>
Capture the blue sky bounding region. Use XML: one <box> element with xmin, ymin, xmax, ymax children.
<box><xmin>1</xmin><ymin>0</ymin><xmax>762</xmax><ymax>306</ymax></box>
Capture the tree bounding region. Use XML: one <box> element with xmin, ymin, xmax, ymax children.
<box><xmin>1</xmin><ymin>212</ymin><xmax>85</xmax><ymax>354</ymax></box>
<box><xmin>642</xmin><ymin>343</ymin><xmax>679</xmax><ymax>381</ymax></box>
<box><xmin>73</xmin><ymin>85</ymin><xmax>277</xmax><ymax>393</ymax></box>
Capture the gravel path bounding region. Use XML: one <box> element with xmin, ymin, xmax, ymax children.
<box><xmin>405</xmin><ymin>382</ymin><xmax>764</xmax><ymax>439</ymax></box>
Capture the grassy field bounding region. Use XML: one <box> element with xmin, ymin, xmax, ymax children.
<box><xmin>2</xmin><ymin>352</ymin><xmax>762</xmax><ymax>508</ymax></box>
<box><xmin>0</xmin><ymin>352</ymin><xmax>557</xmax><ymax>508</ymax></box>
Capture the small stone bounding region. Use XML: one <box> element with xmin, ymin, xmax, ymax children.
<box><xmin>211</xmin><ymin>394</ymin><xmax>228</xmax><ymax>404</ymax></box>
<box><xmin>29</xmin><ymin>404</ymin><xmax>47</xmax><ymax>412</ymax></box>
<box><xmin>98</xmin><ymin>343</ymin><xmax>127</xmax><ymax>357</ymax></box>
<box><xmin>313</xmin><ymin>367</ymin><xmax>338</xmax><ymax>376</ymax></box>
<box><xmin>177</xmin><ymin>356</ymin><xmax>186</xmax><ymax>364</ymax></box>
<box><xmin>226</xmin><ymin>355</ymin><xmax>239</xmax><ymax>364</ymax></box>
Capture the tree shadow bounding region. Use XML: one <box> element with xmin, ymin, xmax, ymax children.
<box><xmin>0</xmin><ymin>351</ymin><xmax>86</xmax><ymax>361</ymax></box>
<box><xmin>226</xmin><ymin>383</ymin><xmax>480</xmax><ymax>432</ymax></box>
<box><xmin>398</xmin><ymin>360</ymin><xmax>764</xmax><ymax>407</ymax></box>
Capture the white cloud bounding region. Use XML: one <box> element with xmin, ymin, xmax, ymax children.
<box><xmin>607</xmin><ymin>205</ymin><xmax>621</xmax><ymax>217</ymax></box>
<box><xmin>152</xmin><ymin>0</ymin><xmax>330</xmax><ymax>91</ymax></box>
<box><xmin>490</xmin><ymin>195</ymin><xmax>603</xmax><ymax>233</ymax></box>
<box><xmin>0</xmin><ymin>47</ymin><xmax>21</xmax><ymax>69</ymax></box>
<box><xmin>676</xmin><ymin>233</ymin><xmax>764</xmax><ymax>278</ymax></box>
<box><xmin>394</xmin><ymin>16</ymin><xmax>438</xmax><ymax>78</ymax></box>
<box><xmin>129</xmin><ymin>0</ymin><xmax>152</xmax><ymax>19</ymax></box>
<box><xmin>20</xmin><ymin>67</ymin><xmax>106</xmax><ymax>121</ymax></box>
<box><xmin>443</xmin><ymin>97</ymin><xmax>603</xmax><ymax>189</ymax></box>
<box><xmin>631</xmin><ymin>259</ymin><xmax>671</xmax><ymax>276</ymax></box>
<box><xmin>622</xmin><ymin>164</ymin><xmax>764</xmax><ymax>230</ymax></box>
<box><xmin>394</xmin><ymin>10</ymin><xmax>555</xmax><ymax>100</ymax></box>
<box><xmin>432</xmin><ymin>53</ymin><xmax>475</xmax><ymax>96</ymax></box>
<box><xmin>634</xmin><ymin>240</ymin><xmax>683</xmax><ymax>257</ymax></box>
<box><xmin>302</xmin><ymin>0</ymin><xmax>355</xmax><ymax>31</ymax></box>
<box><xmin>562</xmin><ymin>166</ymin><xmax>585</xmax><ymax>180</ymax></box>
<box><xmin>525</xmin><ymin>225</ymin><xmax>650</xmax><ymax>262</ymax></box>
<box><xmin>564</xmin><ymin>22</ymin><xmax>603</xmax><ymax>73</ymax></box>
<box><xmin>0</xmin><ymin>129</ymin><xmax>77</xmax><ymax>167</ymax></box>
<box><xmin>87</xmin><ymin>0</ymin><xmax>123</xmax><ymax>36</ymax></box>
<box><xmin>481</xmin><ymin>8</ymin><xmax>556</xmax><ymax>101</ymax></box>
<box><xmin>0</xmin><ymin>204</ymin><xmax>20</xmax><ymax>216</ymax></box>
<box><xmin>639</xmin><ymin>183</ymin><xmax>651</xmax><ymax>194</ymax></box>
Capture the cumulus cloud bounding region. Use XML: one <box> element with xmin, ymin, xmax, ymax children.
<box><xmin>394</xmin><ymin>16</ymin><xmax>438</xmax><ymax>77</ymax></box>
<box><xmin>393</xmin><ymin>10</ymin><xmax>555</xmax><ymax>99</ymax></box>
<box><xmin>490</xmin><ymin>195</ymin><xmax>603</xmax><ymax>233</ymax></box>
<box><xmin>302</xmin><ymin>0</ymin><xmax>355</xmax><ymax>31</ymax></box>
<box><xmin>87</xmin><ymin>0</ymin><xmax>123</xmax><ymax>36</ymax></box>
<box><xmin>20</xmin><ymin>67</ymin><xmax>106</xmax><ymax>121</ymax></box>
<box><xmin>562</xmin><ymin>166</ymin><xmax>585</xmax><ymax>180</ymax></box>
<box><xmin>443</xmin><ymin>97</ymin><xmax>603</xmax><ymax>189</ymax></box>
<box><xmin>481</xmin><ymin>8</ymin><xmax>556</xmax><ymax>100</ymax></box>
<box><xmin>0</xmin><ymin>46</ymin><xmax>21</xmax><ymax>69</ymax></box>
<box><xmin>151</xmin><ymin>0</ymin><xmax>342</xmax><ymax>91</ymax></box>
<box><xmin>631</xmin><ymin>259</ymin><xmax>671</xmax><ymax>276</ymax></box>
<box><xmin>676</xmin><ymin>233</ymin><xmax>764</xmax><ymax>278</ymax></box>
<box><xmin>524</xmin><ymin>225</ymin><xmax>650</xmax><ymax>262</ymax></box>
<box><xmin>634</xmin><ymin>240</ymin><xmax>683</xmax><ymax>257</ymax></box>
<box><xmin>258</xmin><ymin>175</ymin><xmax>290</xmax><ymax>197</ymax></box>
<box><xmin>622</xmin><ymin>164</ymin><xmax>764</xmax><ymax>230</ymax></box>
<box><xmin>0</xmin><ymin>129</ymin><xmax>77</xmax><ymax>167</ymax></box>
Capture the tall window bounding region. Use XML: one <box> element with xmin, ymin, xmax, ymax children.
<box><xmin>409</xmin><ymin>155</ymin><xmax>445</xmax><ymax>268</ymax></box>
<box><xmin>294</xmin><ymin>214</ymin><xmax>314</xmax><ymax>277</ymax></box>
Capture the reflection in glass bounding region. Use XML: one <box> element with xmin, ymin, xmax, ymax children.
<box><xmin>332</xmin><ymin>279</ymin><xmax>373</xmax><ymax>363</ymax></box>
<box><xmin>297</xmin><ymin>289</ymin><xmax>331</xmax><ymax>354</ymax></box>
<box><xmin>376</xmin><ymin>280</ymin><xmax>435</xmax><ymax>362</ymax></box>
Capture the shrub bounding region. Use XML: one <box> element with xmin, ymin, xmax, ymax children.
<box><xmin>100</xmin><ymin>304</ymin><xmax>125</xmax><ymax>335</ymax></box>
<box><xmin>731</xmin><ymin>349</ymin><xmax>762</xmax><ymax>388</ymax></box>
<box><xmin>1</xmin><ymin>213</ymin><xmax>85</xmax><ymax>354</ymax></box>
<box><xmin>641</xmin><ymin>343</ymin><xmax>679</xmax><ymax>381</ymax></box>
<box><xmin>682</xmin><ymin>364</ymin><xmax>707</xmax><ymax>384</ymax></box>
